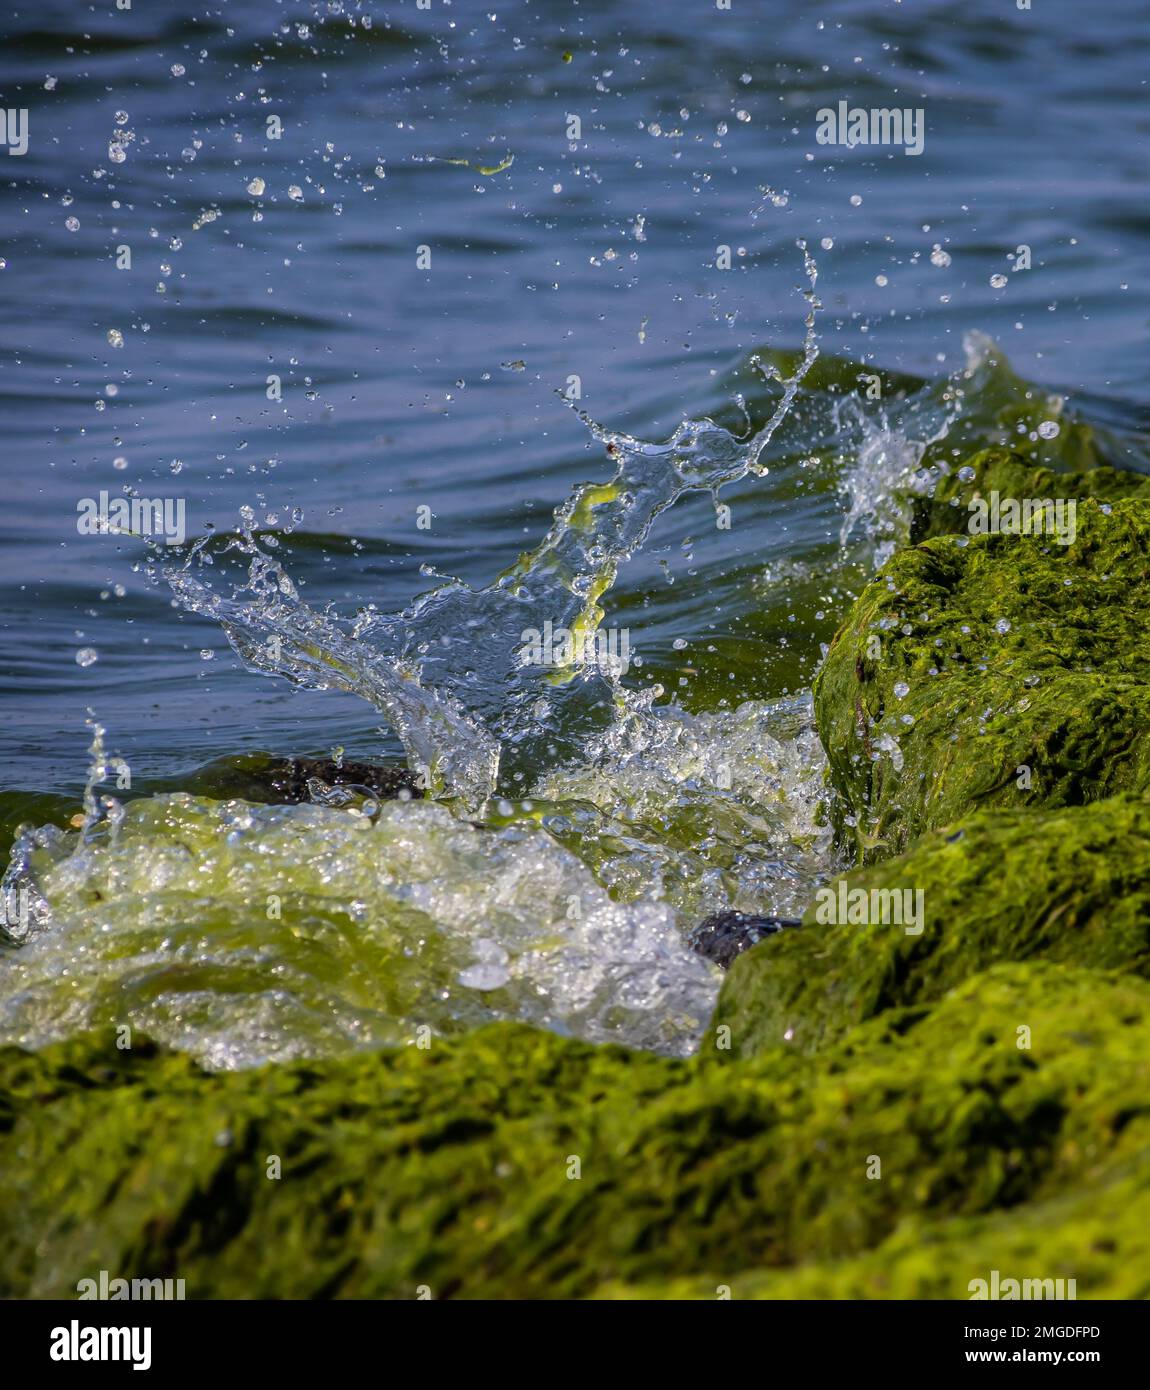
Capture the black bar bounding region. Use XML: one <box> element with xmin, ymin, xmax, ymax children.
<box><xmin>4</xmin><ymin>1298</ymin><xmax>1139</xmax><ymax>1375</ymax></box>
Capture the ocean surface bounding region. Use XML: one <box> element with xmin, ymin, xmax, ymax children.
<box><xmin>1</xmin><ymin>0</ymin><xmax>1148</xmax><ymax>1063</ymax></box>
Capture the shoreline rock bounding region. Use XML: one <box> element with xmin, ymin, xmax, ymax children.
<box><xmin>2</xmin><ymin>962</ymin><xmax>1147</xmax><ymax>1299</ymax></box>
<box><xmin>814</xmin><ymin>461</ymin><xmax>1150</xmax><ymax>858</ymax></box>
<box><xmin>715</xmin><ymin>792</ymin><xmax>1150</xmax><ymax>1058</ymax></box>
<box><xmin>5</xmin><ymin>441</ymin><xmax>1150</xmax><ymax>1298</ymax></box>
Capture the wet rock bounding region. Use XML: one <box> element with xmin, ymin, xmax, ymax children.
<box><xmin>814</xmin><ymin>481</ymin><xmax>1150</xmax><ymax>858</ymax></box>
<box><xmin>178</xmin><ymin>753</ymin><xmax>423</xmax><ymax>806</ymax></box>
<box><xmin>604</xmin><ymin>1149</ymin><xmax>1150</xmax><ymax>1298</ymax></box>
<box><xmin>714</xmin><ymin>791</ymin><xmax>1150</xmax><ymax>1059</ymax></box>
<box><xmin>688</xmin><ymin>910</ymin><xmax>798</xmax><ymax>969</ymax></box>
<box><xmin>263</xmin><ymin>756</ymin><xmax>423</xmax><ymax>804</ymax></box>
<box><xmin>2</xmin><ymin>962</ymin><xmax>1148</xmax><ymax>1298</ymax></box>
<box><xmin>907</xmin><ymin>446</ymin><xmax>1150</xmax><ymax>546</ymax></box>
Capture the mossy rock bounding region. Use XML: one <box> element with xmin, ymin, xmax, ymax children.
<box><xmin>814</xmin><ymin>491</ymin><xmax>1150</xmax><ymax>858</ymax></box>
<box><xmin>713</xmin><ymin>793</ymin><xmax>1150</xmax><ymax>1059</ymax></box>
<box><xmin>908</xmin><ymin>446</ymin><xmax>1150</xmax><ymax>545</ymax></box>
<box><xmin>599</xmin><ymin>1147</ymin><xmax>1150</xmax><ymax>1298</ymax></box>
<box><xmin>2</xmin><ymin>962</ymin><xmax>1149</xmax><ymax>1298</ymax></box>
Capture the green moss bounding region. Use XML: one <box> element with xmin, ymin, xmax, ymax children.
<box><xmin>813</xmin><ymin>491</ymin><xmax>1150</xmax><ymax>858</ymax></box>
<box><xmin>909</xmin><ymin>447</ymin><xmax>1150</xmax><ymax>545</ymax></box>
<box><xmin>713</xmin><ymin>793</ymin><xmax>1150</xmax><ymax>1058</ymax></box>
<box><xmin>600</xmin><ymin>1153</ymin><xmax>1150</xmax><ymax>1298</ymax></box>
<box><xmin>3</xmin><ymin>962</ymin><xmax>1149</xmax><ymax>1298</ymax></box>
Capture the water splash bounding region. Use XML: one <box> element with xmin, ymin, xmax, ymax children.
<box><xmin>833</xmin><ymin>330</ymin><xmax>1083</xmax><ymax>569</ymax></box>
<box><xmin>531</xmin><ymin>692</ymin><xmax>835</xmax><ymax>926</ymax></box>
<box><xmin>0</xmin><ymin>792</ymin><xmax>720</xmax><ymax>1065</ymax></box>
<box><xmin>0</xmin><ymin>688</ymin><xmax>833</xmax><ymax>1066</ymax></box>
<box><xmin>11</xmin><ymin>318</ymin><xmax>1097</xmax><ymax>1067</ymax></box>
<box><xmin>166</xmin><ymin>243</ymin><xmax>820</xmax><ymax>808</ymax></box>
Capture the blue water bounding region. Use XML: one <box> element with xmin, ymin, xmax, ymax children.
<box><xmin>2</xmin><ymin>0</ymin><xmax>1148</xmax><ymax>798</ymax></box>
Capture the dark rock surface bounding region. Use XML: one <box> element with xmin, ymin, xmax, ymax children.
<box><xmin>688</xmin><ymin>910</ymin><xmax>799</xmax><ymax>969</ymax></box>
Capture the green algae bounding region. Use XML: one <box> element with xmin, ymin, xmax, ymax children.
<box><xmin>909</xmin><ymin>446</ymin><xmax>1150</xmax><ymax>545</ymax></box>
<box><xmin>601</xmin><ymin>1152</ymin><xmax>1150</xmax><ymax>1299</ymax></box>
<box><xmin>813</xmin><ymin>486</ymin><xmax>1150</xmax><ymax>858</ymax></box>
<box><xmin>713</xmin><ymin>793</ymin><xmax>1150</xmax><ymax>1059</ymax></box>
<box><xmin>2</xmin><ymin>961</ymin><xmax>1148</xmax><ymax>1299</ymax></box>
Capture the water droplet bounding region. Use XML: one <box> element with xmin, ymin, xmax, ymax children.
<box><xmin>246</xmin><ymin>177</ymin><xmax>265</xmax><ymax>196</ymax></box>
<box><xmin>994</xmin><ymin>618</ymin><xmax>1012</xmax><ymax>635</ymax></box>
<box><xmin>893</xmin><ymin>681</ymin><xmax>910</xmax><ymax>698</ymax></box>
<box><xmin>459</xmin><ymin>963</ymin><xmax>511</xmax><ymax>991</ymax></box>
<box><xmin>65</xmin><ymin>216</ymin><xmax>80</xmax><ymax>232</ymax></box>
<box><xmin>930</xmin><ymin>245</ymin><xmax>951</xmax><ymax>268</ymax></box>
<box><xmin>1037</xmin><ymin>421</ymin><xmax>1060</xmax><ymax>440</ymax></box>
<box><xmin>990</xmin><ymin>273</ymin><xmax>1008</xmax><ymax>289</ymax></box>
<box><xmin>76</xmin><ymin>647</ymin><xmax>98</xmax><ymax>667</ymax></box>
<box><xmin>106</xmin><ymin>328</ymin><xmax>124</xmax><ymax>348</ymax></box>
<box><xmin>459</xmin><ymin>938</ymin><xmax>511</xmax><ymax>991</ymax></box>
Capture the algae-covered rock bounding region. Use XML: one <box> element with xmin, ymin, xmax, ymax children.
<box><xmin>814</xmin><ymin>491</ymin><xmax>1150</xmax><ymax>857</ymax></box>
<box><xmin>600</xmin><ymin>1149</ymin><xmax>1150</xmax><ymax>1299</ymax></box>
<box><xmin>908</xmin><ymin>446</ymin><xmax>1150</xmax><ymax>545</ymax></box>
<box><xmin>2</xmin><ymin>962</ymin><xmax>1149</xmax><ymax>1299</ymax></box>
<box><xmin>713</xmin><ymin>793</ymin><xmax>1150</xmax><ymax>1058</ymax></box>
